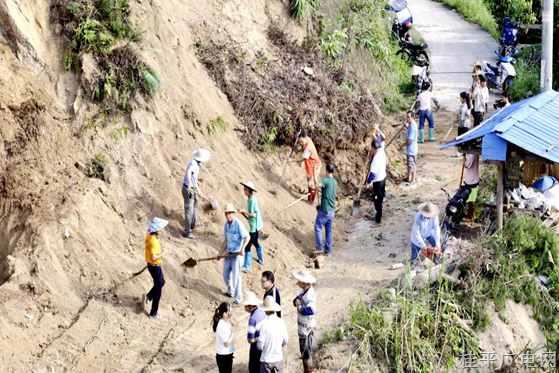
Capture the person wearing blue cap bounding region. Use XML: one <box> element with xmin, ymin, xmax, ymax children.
<box><xmin>143</xmin><ymin>217</ymin><xmax>168</xmax><ymax>319</ymax></box>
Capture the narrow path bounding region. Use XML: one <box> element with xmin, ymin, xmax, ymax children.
<box><xmin>408</xmin><ymin>0</ymin><xmax>497</xmax><ymax>109</ymax></box>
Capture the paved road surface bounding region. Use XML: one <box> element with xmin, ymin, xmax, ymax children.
<box><xmin>407</xmin><ymin>0</ymin><xmax>498</xmax><ymax>109</ymax></box>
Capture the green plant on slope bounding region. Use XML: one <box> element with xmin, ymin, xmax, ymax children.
<box><xmin>438</xmin><ymin>0</ymin><xmax>498</xmax><ymax>38</ymax></box>
<box><xmin>207</xmin><ymin>116</ymin><xmax>228</xmax><ymax>136</ymax></box>
<box><xmin>289</xmin><ymin>0</ymin><xmax>320</xmax><ymax>19</ymax></box>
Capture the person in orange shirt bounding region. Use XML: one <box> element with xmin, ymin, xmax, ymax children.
<box><xmin>143</xmin><ymin>217</ymin><xmax>168</xmax><ymax>319</ymax></box>
<box><xmin>297</xmin><ymin>130</ymin><xmax>321</xmax><ymax>203</ymax></box>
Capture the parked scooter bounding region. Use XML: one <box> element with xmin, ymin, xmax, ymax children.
<box><xmin>482</xmin><ymin>53</ymin><xmax>516</xmax><ymax>94</ymax></box>
<box><xmin>441</xmin><ymin>186</ymin><xmax>472</xmax><ymax>249</ymax></box>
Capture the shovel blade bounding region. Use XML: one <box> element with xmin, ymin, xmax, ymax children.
<box><xmin>183</xmin><ymin>258</ymin><xmax>197</xmax><ymax>268</ymax></box>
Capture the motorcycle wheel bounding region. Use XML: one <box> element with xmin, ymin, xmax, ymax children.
<box><xmin>414</xmin><ymin>51</ymin><xmax>430</xmax><ymax>67</ymax></box>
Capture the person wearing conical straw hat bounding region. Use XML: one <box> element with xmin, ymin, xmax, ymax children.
<box><xmin>239</xmin><ymin>181</ymin><xmax>264</xmax><ymax>272</ymax></box>
<box><xmin>244</xmin><ymin>291</ymin><xmax>265</xmax><ymax>373</ymax></box>
<box><xmin>257</xmin><ymin>296</ymin><xmax>288</xmax><ymax>373</ymax></box>
<box><xmin>410</xmin><ymin>202</ymin><xmax>442</xmax><ymax>263</ymax></box>
<box><xmin>292</xmin><ymin>270</ymin><xmax>317</xmax><ymax>373</ymax></box>
<box><xmin>182</xmin><ymin>148</ymin><xmax>211</xmax><ymax>239</ymax></box>
<box><xmin>143</xmin><ymin>217</ymin><xmax>168</xmax><ymax>319</ymax></box>
<box><xmin>220</xmin><ymin>203</ymin><xmax>250</xmax><ymax>304</ymax></box>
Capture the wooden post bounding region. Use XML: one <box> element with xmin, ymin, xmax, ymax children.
<box><xmin>496</xmin><ymin>162</ymin><xmax>504</xmax><ymax>231</ymax></box>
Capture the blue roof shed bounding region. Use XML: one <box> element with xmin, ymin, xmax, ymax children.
<box><xmin>441</xmin><ymin>90</ymin><xmax>559</xmax><ymax>163</ymax></box>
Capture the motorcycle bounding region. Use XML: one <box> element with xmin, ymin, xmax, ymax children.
<box><xmin>390</xmin><ymin>5</ymin><xmax>413</xmax><ymax>41</ymax></box>
<box><xmin>440</xmin><ymin>186</ymin><xmax>474</xmax><ymax>249</ymax></box>
<box><xmin>498</xmin><ymin>17</ymin><xmax>519</xmax><ymax>58</ymax></box>
<box><xmin>398</xmin><ymin>39</ymin><xmax>430</xmax><ymax>67</ymax></box>
<box><xmin>412</xmin><ymin>64</ymin><xmax>432</xmax><ymax>94</ymax></box>
<box><xmin>482</xmin><ymin>53</ymin><xmax>516</xmax><ymax>94</ymax></box>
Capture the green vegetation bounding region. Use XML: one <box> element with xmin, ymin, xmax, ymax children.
<box><xmin>289</xmin><ymin>0</ymin><xmax>320</xmax><ymax>19</ymax></box>
<box><xmin>438</xmin><ymin>0</ymin><xmax>499</xmax><ymax>38</ymax></box>
<box><xmin>206</xmin><ymin>116</ymin><xmax>227</xmax><ymax>136</ymax></box>
<box><xmin>85</xmin><ymin>152</ymin><xmax>108</xmax><ymax>180</ymax></box>
<box><xmin>51</xmin><ymin>0</ymin><xmax>158</xmax><ymax>112</ymax></box>
<box><xmin>508</xmin><ymin>46</ymin><xmax>541</xmax><ymax>100</ymax></box>
<box><xmin>319</xmin><ymin>0</ymin><xmax>412</xmax><ymax>112</ymax></box>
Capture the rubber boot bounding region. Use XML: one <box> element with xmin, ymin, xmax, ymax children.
<box><xmin>418</xmin><ymin>129</ymin><xmax>424</xmax><ymax>144</ymax></box>
<box><xmin>428</xmin><ymin>128</ymin><xmax>436</xmax><ymax>142</ymax></box>
<box><xmin>242</xmin><ymin>251</ymin><xmax>252</xmax><ymax>272</ymax></box>
<box><xmin>255</xmin><ymin>244</ymin><xmax>264</xmax><ymax>266</ymax></box>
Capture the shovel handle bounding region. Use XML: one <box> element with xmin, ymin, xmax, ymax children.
<box><xmin>196</xmin><ymin>255</ymin><xmax>225</xmax><ymax>262</ymax></box>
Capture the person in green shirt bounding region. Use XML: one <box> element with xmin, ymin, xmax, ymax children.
<box><xmin>240</xmin><ymin>181</ymin><xmax>264</xmax><ymax>272</ymax></box>
<box><xmin>314</xmin><ymin>163</ymin><xmax>337</xmax><ymax>256</ymax></box>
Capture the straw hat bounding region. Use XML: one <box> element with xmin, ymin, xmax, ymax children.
<box><xmin>148</xmin><ymin>217</ymin><xmax>168</xmax><ymax>233</ymax></box>
<box><xmin>418</xmin><ymin>202</ymin><xmax>439</xmax><ymax>218</ymax></box>
<box><xmin>224</xmin><ymin>203</ymin><xmax>237</xmax><ymax>214</ymax></box>
<box><xmin>240</xmin><ymin>181</ymin><xmax>257</xmax><ymax>192</ymax></box>
<box><xmin>192</xmin><ymin>148</ymin><xmax>211</xmax><ymax>163</ymax></box>
<box><xmin>243</xmin><ymin>291</ymin><xmax>261</xmax><ymax>307</ymax></box>
<box><xmin>261</xmin><ymin>295</ymin><xmax>282</xmax><ymax>312</ymax></box>
<box><xmin>292</xmin><ymin>270</ymin><xmax>316</xmax><ymax>284</ymax></box>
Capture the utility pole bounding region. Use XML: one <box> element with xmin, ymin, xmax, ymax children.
<box><xmin>541</xmin><ymin>0</ymin><xmax>554</xmax><ymax>91</ymax></box>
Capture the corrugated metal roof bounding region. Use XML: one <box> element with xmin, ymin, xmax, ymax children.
<box><xmin>440</xmin><ymin>90</ymin><xmax>559</xmax><ymax>163</ymax></box>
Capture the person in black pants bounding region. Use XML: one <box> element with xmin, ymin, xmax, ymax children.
<box><xmin>143</xmin><ymin>217</ymin><xmax>168</xmax><ymax>319</ymax></box>
<box><xmin>366</xmin><ymin>141</ymin><xmax>387</xmax><ymax>224</ymax></box>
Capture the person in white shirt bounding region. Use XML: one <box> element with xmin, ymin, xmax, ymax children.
<box><xmin>415</xmin><ymin>83</ymin><xmax>440</xmax><ymax>143</ymax></box>
<box><xmin>366</xmin><ymin>141</ymin><xmax>387</xmax><ymax>223</ymax></box>
<box><xmin>292</xmin><ymin>270</ymin><xmax>317</xmax><ymax>373</ymax></box>
<box><xmin>212</xmin><ymin>302</ymin><xmax>234</xmax><ymax>373</ymax></box>
<box><xmin>257</xmin><ymin>296</ymin><xmax>288</xmax><ymax>373</ymax></box>
<box><xmin>458</xmin><ymin>91</ymin><xmax>472</xmax><ymax>136</ymax></box>
<box><xmin>182</xmin><ymin>148</ymin><xmax>211</xmax><ymax>239</ymax></box>
<box><xmin>471</xmin><ymin>75</ymin><xmax>489</xmax><ymax>127</ymax></box>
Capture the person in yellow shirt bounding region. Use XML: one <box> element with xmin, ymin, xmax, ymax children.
<box><xmin>143</xmin><ymin>217</ymin><xmax>168</xmax><ymax>319</ymax></box>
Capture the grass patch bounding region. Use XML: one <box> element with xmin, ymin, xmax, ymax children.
<box><xmin>85</xmin><ymin>152</ymin><xmax>108</xmax><ymax>180</ymax></box>
<box><xmin>206</xmin><ymin>116</ymin><xmax>227</xmax><ymax>136</ymax></box>
<box><xmin>289</xmin><ymin>0</ymin><xmax>320</xmax><ymax>19</ymax></box>
<box><xmin>51</xmin><ymin>0</ymin><xmax>158</xmax><ymax>112</ymax></box>
<box><xmin>437</xmin><ymin>0</ymin><xmax>499</xmax><ymax>38</ymax></box>
<box><xmin>508</xmin><ymin>46</ymin><xmax>541</xmax><ymax>101</ymax></box>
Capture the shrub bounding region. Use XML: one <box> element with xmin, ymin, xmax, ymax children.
<box><xmin>508</xmin><ymin>47</ymin><xmax>541</xmax><ymax>101</ymax></box>
<box><xmin>437</xmin><ymin>0</ymin><xmax>499</xmax><ymax>38</ymax></box>
<box><xmin>289</xmin><ymin>0</ymin><xmax>320</xmax><ymax>19</ymax></box>
<box><xmin>85</xmin><ymin>152</ymin><xmax>108</xmax><ymax>180</ymax></box>
<box><xmin>207</xmin><ymin>116</ymin><xmax>227</xmax><ymax>136</ymax></box>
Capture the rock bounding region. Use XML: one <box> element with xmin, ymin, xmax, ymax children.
<box><xmin>63</xmin><ymin>227</ymin><xmax>71</xmax><ymax>240</ymax></box>
<box><xmin>302</xmin><ymin>66</ymin><xmax>314</xmax><ymax>76</ymax></box>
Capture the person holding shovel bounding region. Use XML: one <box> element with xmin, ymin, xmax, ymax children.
<box><xmin>314</xmin><ymin>163</ymin><xmax>337</xmax><ymax>256</ymax></box>
<box><xmin>182</xmin><ymin>148</ymin><xmax>211</xmax><ymax>239</ymax></box>
<box><xmin>143</xmin><ymin>217</ymin><xmax>168</xmax><ymax>319</ymax></box>
<box><xmin>297</xmin><ymin>130</ymin><xmax>321</xmax><ymax>204</ymax></box>
<box><xmin>366</xmin><ymin>140</ymin><xmax>387</xmax><ymax>224</ymax></box>
<box><xmin>221</xmin><ymin>203</ymin><xmax>249</xmax><ymax>304</ymax></box>
<box><xmin>292</xmin><ymin>270</ymin><xmax>317</xmax><ymax>373</ymax></box>
<box><xmin>239</xmin><ymin>181</ymin><xmax>264</xmax><ymax>272</ymax></box>
<box><xmin>410</xmin><ymin>202</ymin><xmax>441</xmax><ymax>264</ymax></box>
<box><xmin>244</xmin><ymin>291</ymin><xmax>265</xmax><ymax>373</ymax></box>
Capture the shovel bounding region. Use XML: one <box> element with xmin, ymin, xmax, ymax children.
<box><xmin>183</xmin><ymin>255</ymin><xmax>225</xmax><ymax>268</ymax></box>
<box><xmin>279</xmin><ymin>193</ymin><xmax>310</xmax><ymax>213</ymax></box>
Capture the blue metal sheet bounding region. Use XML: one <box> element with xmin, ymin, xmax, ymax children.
<box><xmin>482</xmin><ymin>133</ymin><xmax>508</xmax><ymax>161</ymax></box>
<box><xmin>441</xmin><ymin>90</ymin><xmax>559</xmax><ymax>164</ymax></box>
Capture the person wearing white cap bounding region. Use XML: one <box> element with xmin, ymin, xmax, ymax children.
<box><xmin>410</xmin><ymin>202</ymin><xmax>441</xmax><ymax>263</ymax></box>
<box><xmin>239</xmin><ymin>181</ymin><xmax>264</xmax><ymax>272</ymax></box>
<box><xmin>244</xmin><ymin>291</ymin><xmax>265</xmax><ymax>373</ymax></box>
<box><xmin>257</xmin><ymin>296</ymin><xmax>288</xmax><ymax>373</ymax></box>
<box><xmin>143</xmin><ymin>217</ymin><xmax>168</xmax><ymax>319</ymax></box>
<box><xmin>220</xmin><ymin>203</ymin><xmax>249</xmax><ymax>304</ymax></box>
<box><xmin>182</xmin><ymin>148</ymin><xmax>211</xmax><ymax>239</ymax></box>
<box><xmin>292</xmin><ymin>270</ymin><xmax>317</xmax><ymax>373</ymax></box>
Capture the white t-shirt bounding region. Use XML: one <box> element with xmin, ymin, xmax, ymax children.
<box><xmin>473</xmin><ymin>86</ymin><xmax>489</xmax><ymax>112</ymax></box>
<box><xmin>458</xmin><ymin>103</ymin><xmax>471</xmax><ymax>128</ymax></box>
<box><xmin>257</xmin><ymin>314</ymin><xmax>288</xmax><ymax>363</ymax></box>
<box><xmin>417</xmin><ymin>90</ymin><xmax>432</xmax><ymax>111</ymax></box>
<box><xmin>215</xmin><ymin>319</ymin><xmax>234</xmax><ymax>355</ymax></box>
<box><xmin>369</xmin><ymin>148</ymin><xmax>387</xmax><ymax>183</ymax></box>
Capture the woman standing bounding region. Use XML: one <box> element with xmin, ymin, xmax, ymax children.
<box><xmin>458</xmin><ymin>91</ymin><xmax>472</xmax><ymax>136</ymax></box>
<box><xmin>143</xmin><ymin>217</ymin><xmax>168</xmax><ymax>319</ymax></box>
<box><xmin>213</xmin><ymin>302</ymin><xmax>235</xmax><ymax>373</ymax></box>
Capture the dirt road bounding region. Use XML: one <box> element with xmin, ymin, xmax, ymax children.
<box><xmin>408</xmin><ymin>0</ymin><xmax>497</xmax><ymax>109</ymax></box>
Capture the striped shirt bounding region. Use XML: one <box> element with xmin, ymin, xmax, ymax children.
<box><xmin>247</xmin><ymin>308</ymin><xmax>266</xmax><ymax>344</ymax></box>
<box><xmin>295</xmin><ymin>287</ymin><xmax>316</xmax><ymax>336</ymax></box>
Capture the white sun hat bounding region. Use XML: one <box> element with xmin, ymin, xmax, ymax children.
<box><xmin>243</xmin><ymin>291</ymin><xmax>262</xmax><ymax>307</ymax></box>
<box><xmin>148</xmin><ymin>217</ymin><xmax>169</xmax><ymax>233</ymax></box>
<box><xmin>224</xmin><ymin>203</ymin><xmax>237</xmax><ymax>214</ymax></box>
<box><xmin>418</xmin><ymin>202</ymin><xmax>439</xmax><ymax>218</ymax></box>
<box><xmin>192</xmin><ymin>148</ymin><xmax>211</xmax><ymax>163</ymax></box>
<box><xmin>292</xmin><ymin>269</ymin><xmax>316</xmax><ymax>284</ymax></box>
<box><xmin>240</xmin><ymin>181</ymin><xmax>257</xmax><ymax>192</ymax></box>
<box><xmin>260</xmin><ymin>295</ymin><xmax>282</xmax><ymax>312</ymax></box>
